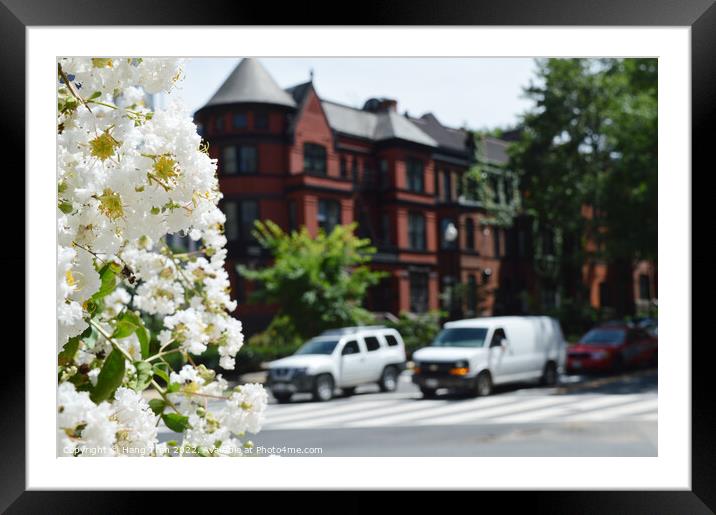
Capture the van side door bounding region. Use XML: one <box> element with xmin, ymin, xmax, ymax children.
<box><xmin>488</xmin><ymin>327</ymin><xmax>521</xmax><ymax>382</ymax></box>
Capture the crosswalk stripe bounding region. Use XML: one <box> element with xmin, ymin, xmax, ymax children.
<box><xmin>345</xmin><ymin>394</ymin><xmax>527</xmax><ymax>428</ymax></box>
<box><xmin>265</xmin><ymin>399</ymin><xmax>397</xmax><ymax>426</ymax></box>
<box><xmin>267</xmin><ymin>399</ymin><xmax>447</xmax><ymax>429</ymax></box>
<box><xmin>495</xmin><ymin>394</ymin><xmax>648</xmax><ymax>424</ymax></box>
<box><xmin>563</xmin><ymin>398</ymin><xmax>658</xmax><ymax>422</ymax></box>
<box><xmin>418</xmin><ymin>395</ymin><xmax>580</xmax><ymax>426</ymax></box>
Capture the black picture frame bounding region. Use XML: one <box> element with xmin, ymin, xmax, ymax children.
<box><xmin>2</xmin><ymin>0</ymin><xmax>706</xmax><ymax>511</ymax></box>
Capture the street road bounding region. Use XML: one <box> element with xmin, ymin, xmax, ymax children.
<box><xmin>158</xmin><ymin>369</ymin><xmax>658</xmax><ymax>456</ymax></box>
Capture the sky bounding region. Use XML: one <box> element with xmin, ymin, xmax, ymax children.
<box><xmin>168</xmin><ymin>58</ymin><xmax>539</xmax><ymax>131</ymax></box>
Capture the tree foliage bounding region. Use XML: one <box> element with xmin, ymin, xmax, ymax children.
<box><xmin>239</xmin><ymin>221</ymin><xmax>387</xmax><ymax>340</ymax></box>
<box><xmin>509</xmin><ymin>58</ymin><xmax>657</xmax><ymax>312</ymax></box>
<box><xmin>511</xmin><ymin>58</ymin><xmax>657</xmax><ymax>263</ymax></box>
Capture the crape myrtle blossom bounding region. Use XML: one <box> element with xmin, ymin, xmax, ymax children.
<box><xmin>57</xmin><ymin>57</ymin><xmax>266</xmax><ymax>457</ymax></box>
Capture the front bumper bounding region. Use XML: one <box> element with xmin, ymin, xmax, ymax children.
<box><xmin>566</xmin><ymin>356</ymin><xmax>614</xmax><ymax>373</ymax></box>
<box><xmin>412</xmin><ymin>373</ymin><xmax>476</xmax><ymax>390</ymax></box>
<box><xmin>267</xmin><ymin>374</ymin><xmax>316</xmax><ymax>394</ymax></box>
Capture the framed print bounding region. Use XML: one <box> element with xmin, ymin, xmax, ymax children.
<box><xmin>3</xmin><ymin>0</ymin><xmax>708</xmax><ymax>511</ymax></box>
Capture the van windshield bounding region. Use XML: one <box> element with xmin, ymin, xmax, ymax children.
<box><xmin>295</xmin><ymin>339</ymin><xmax>339</xmax><ymax>355</ymax></box>
<box><xmin>432</xmin><ymin>328</ymin><xmax>489</xmax><ymax>348</ymax></box>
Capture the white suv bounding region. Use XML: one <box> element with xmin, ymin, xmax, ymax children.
<box><xmin>266</xmin><ymin>326</ymin><xmax>407</xmax><ymax>402</ymax></box>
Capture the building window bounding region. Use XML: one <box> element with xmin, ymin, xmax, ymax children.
<box><xmin>466</xmin><ymin>274</ymin><xmax>477</xmax><ymax>314</ymax></box>
<box><xmin>639</xmin><ymin>274</ymin><xmax>651</xmax><ymax>300</ymax></box>
<box><xmin>443</xmin><ymin>171</ymin><xmax>452</xmax><ymax>202</ymax></box>
<box><xmin>379</xmin><ymin>159</ymin><xmax>388</xmax><ymax>173</ymax></box>
<box><xmin>340</xmin><ymin>157</ymin><xmax>348</xmax><ymax>178</ymax></box>
<box><xmin>317</xmin><ymin>199</ymin><xmax>341</xmax><ymax>233</ymax></box>
<box><xmin>599</xmin><ymin>281</ymin><xmax>610</xmax><ymax>307</ymax></box>
<box><xmin>223</xmin><ymin>199</ymin><xmax>259</xmax><ymax>243</ymax></box>
<box><xmin>440</xmin><ymin>219</ymin><xmax>457</xmax><ymax>250</ymax></box>
<box><xmin>222</xmin><ymin>146</ymin><xmax>257</xmax><ymax>174</ymax></box>
<box><xmin>406</xmin><ymin>158</ymin><xmax>424</xmax><ymax>192</ymax></box>
<box><xmin>381</xmin><ymin>212</ymin><xmax>392</xmax><ymax>246</ymax></box>
<box><xmin>408</xmin><ymin>212</ymin><xmax>426</xmax><ymax>251</ymax></box>
<box><xmin>288</xmin><ymin>201</ymin><xmax>297</xmax><ymax>232</ymax></box>
<box><xmin>215</xmin><ymin>115</ymin><xmax>225</xmax><ymax>133</ymax></box>
<box><xmin>352</xmin><ymin>156</ymin><xmax>359</xmax><ymax>178</ymax></box>
<box><xmin>233</xmin><ymin>113</ymin><xmax>247</xmax><ymax>129</ymax></box>
<box><xmin>254</xmin><ymin>111</ymin><xmax>268</xmax><ymax>129</ymax></box>
<box><xmin>222</xmin><ymin>146</ymin><xmax>238</xmax><ymax>174</ymax></box>
<box><xmin>465</xmin><ymin>218</ymin><xmax>475</xmax><ymax>250</ymax></box>
<box><xmin>504</xmin><ymin>177</ymin><xmax>514</xmax><ymax>204</ymax></box>
<box><xmin>239</xmin><ymin>146</ymin><xmax>257</xmax><ymax>173</ymax></box>
<box><xmin>304</xmin><ymin>143</ymin><xmax>327</xmax><ymax>175</ymax></box>
<box><xmin>409</xmin><ymin>271</ymin><xmax>429</xmax><ymax>313</ymax></box>
<box><xmin>493</xmin><ymin>227</ymin><xmax>501</xmax><ymax>257</ymax></box>
<box><xmin>490</xmin><ymin>176</ymin><xmax>501</xmax><ymax>203</ymax></box>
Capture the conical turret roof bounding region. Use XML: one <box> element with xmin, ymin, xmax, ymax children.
<box><xmin>202</xmin><ymin>58</ymin><xmax>296</xmax><ymax>109</ymax></box>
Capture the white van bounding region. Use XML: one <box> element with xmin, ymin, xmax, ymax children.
<box><xmin>266</xmin><ymin>326</ymin><xmax>407</xmax><ymax>403</ymax></box>
<box><xmin>412</xmin><ymin>316</ymin><xmax>566</xmax><ymax>397</ymax></box>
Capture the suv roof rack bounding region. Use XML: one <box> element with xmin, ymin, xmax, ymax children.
<box><xmin>320</xmin><ymin>325</ymin><xmax>387</xmax><ymax>336</ymax></box>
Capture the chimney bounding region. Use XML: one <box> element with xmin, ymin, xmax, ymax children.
<box><xmin>363</xmin><ymin>97</ymin><xmax>398</xmax><ymax>113</ymax></box>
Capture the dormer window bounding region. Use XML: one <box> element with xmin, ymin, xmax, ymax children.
<box><xmin>304</xmin><ymin>143</ymin><xmax>327</xmax><ymax>175</ymax></box>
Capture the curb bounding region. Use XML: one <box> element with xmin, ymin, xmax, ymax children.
<box><xmin>555</xmin><ymin>367</ymin><xmax>657</xmax><ymax>395</ymax></box>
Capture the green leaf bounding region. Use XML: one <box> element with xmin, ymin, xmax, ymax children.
<box><xmin>90</xmin><ymin>349</ymin><xmax>126</xmax><ymax>403</ymax></box>
<box><xmin>152</xmin><ymin>363</ymin><xmax>170</xmax><ymax>384</ymax></box>
<box><xmin>130</xmin><ymin>361</ymin><xmax>153</xmax><ymax>392</ymax></box>
<box><xmin>91</xmin><ymin>263</ymin><xmax>117</xmax><ymax>302</ymax></box>
<box><xmin>58</xmin><ymin>200</ymin><xmax>73</xmax><ymax>214</ymax></box>
<box><xmin>119</xmin><ymin>311</ymin><xmax>150</xmax><ymax>359</ymax></box>
<box><xmin>112</xmin><ymin>319</ymin><xmax>138</xmax><ymax>339</ymax></box>
<box><xmin>58</xmin><ymin>336</ymin><xmax>81</xmax><ymax>366</ymax></box>
<box><xmin>162</xmin><ymin>412</ymin><xmax>191</xmax><ymax>433</ymax></box>
<box><xmin>166</xmin><ymin>382</ymin><xmax>181</xmax><ymax>394</ymax></box>
<box><xmin>148</xmin><ymin>398</ymin><xmax>166</xmax><ymax>416</ymax></box>
<box><xmin>88</xmin><ymin>91</ymin><xmax>102</xmax><ymax>101</ymax></box>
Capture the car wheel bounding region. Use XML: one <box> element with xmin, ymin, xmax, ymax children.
<box><xmin>273</xmin><ymin>392</ymin><xmax>292</xmax><ymax>404</ymax></box>
<box><xmin>378</xmin><ymin>366</ymin><xmax>399</xmax><ymax>392</ymax></box>
<box><xmin>312</xmin><ymin>374</ymin><xmax>334</xmax><ymax>402</ymax></box>
<box><xmin>612</xmin><ymin>354</ymin><xmax>624</xmax><ymax>374</ymax></box>
<box><xmin>474</xmin><ymin>371</ymin><xmax>493</xmax><ymax>397</ymax></box>
<box><xmin>540</xmin><ymin>361</ymin><xmax>558</xmax><ymax>386</ymax></box>
<box><xmin>342</xmin><ymin>387</ymin><xmax>356</xmax><ymax>397</ymax></box>
<box><xmin>420</xmin><ymin>387</ymin><xmax>437</xmax><ymax>398</ymax></box>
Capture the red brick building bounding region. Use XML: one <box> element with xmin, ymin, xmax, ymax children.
<box><xmin>194</xmin><ymin>58</ymin><xmax>654</xmax><ymax>335</ymax></box>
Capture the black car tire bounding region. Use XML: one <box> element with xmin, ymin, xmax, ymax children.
<box><xmin>540</xmin><ymin>361</ymin><xmax>558</xmax><ymax>386</ymax></box>
<box><xmin>312</xmin><ymin>374</ymin><xmax>334</xmax><ymax>402</ymax></box>
<box><xmin>378</xmin><ymin>366</ymin><xmax>399</xmax><ymax>392</ymax></box>
<box><xmin>273</xmin><ymin>392</ymin><xmax>292</xmax><ymax>404</ymax></box>
<box><xmin>474</xmin><ymin>371</ymin><xmax>493</xmax><ymax>397</ymax></box>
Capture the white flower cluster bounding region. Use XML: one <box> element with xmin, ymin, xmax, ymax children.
<box><xmin>164</xmin><ymin>365</ymin><xmax>269</xmax><ymax>456</ymax></box>
<box><xmin>57</xmin><ymin>57</ymin><xmax>265</xmax><ymax>457</ymax></box>
<box><xmin>58</xmin><ymin>383</ymin><xmax>158</xmax><ymax>457</ymax></box>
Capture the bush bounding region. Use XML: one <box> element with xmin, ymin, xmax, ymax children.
<box><xmin>232</xmin><ymin>315</ymin><xmax>303</xmax><ymax>374</ymax></box>
<box><xmin>386</xmin><ymin>310</ymin><xmax>444</xmax><ymax>358</ymax></box>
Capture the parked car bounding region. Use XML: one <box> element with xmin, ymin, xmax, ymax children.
<box><xmin>566</xmin><ymin>324</ymin><xmax>658</xmax><ymax>374</ymax></box>
<box><xmin>266</xmin><ymin>326</ymin><xmax>407</xmax><ymax>403</ymax></box>
<box><xmin>411</xmin><ymin>316</ymin><xmax>567</xmax><ymax>398</ymax></box>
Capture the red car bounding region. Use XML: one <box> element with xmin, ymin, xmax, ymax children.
<box><xmin>566</xmin><ymin>324</ymin><xmax>658</xmax><ymax>374</ymax></box>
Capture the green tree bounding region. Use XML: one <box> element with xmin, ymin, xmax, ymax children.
<box><xmin>509</xmin><ymin>58</ymin><xmax>657</xmax><ymax>315</ymax></box>
<box><xmin>238</xmin><ymin>221</ymin><xmax>387</xmax><ymax>341</ymax></box>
